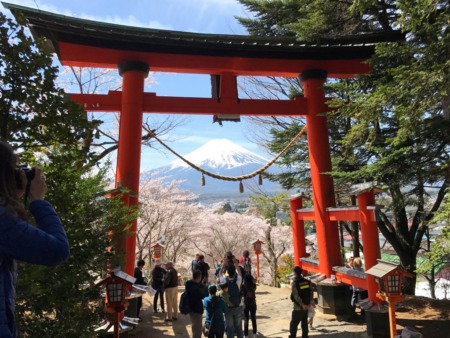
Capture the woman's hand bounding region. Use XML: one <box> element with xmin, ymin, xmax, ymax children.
<box><xmin>27</xmin><ymin>167</ymin><xmax>48</xmax><ymax>202</ymax></box>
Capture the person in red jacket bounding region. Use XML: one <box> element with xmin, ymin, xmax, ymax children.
<box><xmin>0</xmin><ymin>141</ymin><xmax>70</xmax><ymax>338</ymax></box>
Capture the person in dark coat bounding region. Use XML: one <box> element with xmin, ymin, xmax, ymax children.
<box><xmin>134</xmin><ymin>259</ymin><xmax>146</xmax><ymax>319</ymax></box>
<box><xmin>0</xmin><ymin>141</ymin><xmax>70</xmax><ymax>337</ymax></box>
<box><xmin>194</xmin><ymin>254</ymin><xmax>210</xmax><ymax>285</ymax></box>
<box><xmin>186</xmin><ymin>269</ymin><xmax>208</xmax><ymax>338</ymax></box>
<box><xmin>289</xmin><ymin>266</ymin><xmax>312</xmax><ymax>338</ymax></box>
<box><xmin>241</xmin><ymin>274</ymin><xmax>258</xmax><ymax>337</ymax></box>
<box><xmin>151</xmin><ymin>259</ymin><xmax>166</xmax><ymax>312</ymax></box>
<box><xmin>164</xmin><ymin>261</ymin><xmax>179</xmax><ymax>321</ymax></box>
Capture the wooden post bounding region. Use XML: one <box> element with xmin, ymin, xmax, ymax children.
<box><xmin>114</xmin><ymin>311</ymin><xmax>120</xmax><ymax>338</ymax></box>
<box><xmin>357</xmin><ymin>190</ymin><xmax>381</xmax><ymax>302</ymax></box>
<box><xmin>290</xmin><ymin>195</ymin><xmax>306</xmax><ymax>265</ymax></box>
<box><xmin>256</xmin><ymin>253</ymin><xmax>260</xmax><ymax>284</ymax></box>
<box><xmin>301</xmin><ymin>69</ymin><xmax>341</xmax><ymax>276</ymax></box>
<box><xmin>116</xmin><ymin>61</ymin><xmax>149</xmax><ymax>275</ymax></box>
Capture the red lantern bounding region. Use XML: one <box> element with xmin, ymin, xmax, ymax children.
<box><xmin>151</xmin><ymin>242</ymin><xmax>164</xmax><ymax>259</ymax></box>
<box><xmin>95</xmin><ymin>270</ymin><xmax>135</xmax><ymax>338</ymax></box>
<box><xmin>252</xmin><ymin>239</ymin><xmax>264</xmax><ymax>255</ymax></box>
<box><xmin>366</xmin><ymin>260</ymin><xmax>413</xmax><ymax>338</ymax></box>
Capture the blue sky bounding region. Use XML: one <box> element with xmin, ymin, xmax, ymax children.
<box><xmin>1</xmin><ymin>0</ymin><xmax>274</xmax><ymax>170</ymax></box>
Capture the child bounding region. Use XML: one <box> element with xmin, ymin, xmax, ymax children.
<box><xmin>307</xmin><ymin>303</ymin><xmax>316</xmax><ymax>329</ymax></box>
<box><xmin>218</xmin><ymin>282</ymin><xmax>233</xmax><ymax>307</ymax></box>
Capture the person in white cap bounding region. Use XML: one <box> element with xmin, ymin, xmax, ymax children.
<box><xmin>151</xmin><ymin>259</ymin><xmax>166</xmax><ymax>313</ymax></box>
<box><xmin>164</xmin><ymin>261</ymin><xmax>179</xmax><ymax>321</ymax></box>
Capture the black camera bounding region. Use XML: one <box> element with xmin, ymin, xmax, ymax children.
<box><xmin>15</xmin><ymin>164</ymin><xmax>36</xmax><ymax>189</ymax></box>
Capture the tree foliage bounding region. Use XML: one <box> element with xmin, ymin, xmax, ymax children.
<box><xmin>237</xmin><ymin>0</ymin><xmax>450</xmax><ymax>294</ymax></box>
<box><xmin>1</xmin><ymin>12</ymin><xmax>136</xmax><ymax>335</ymax></box>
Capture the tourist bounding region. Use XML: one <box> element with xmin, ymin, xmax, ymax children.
<box><xmin>195</xmin><ymin>254</ymin><xmax>211</xmax><ymax>285</ymax></box>
<box><xmin>241</xmin><ymin>274</ymin><xmax>258</xmax><ymax>338</ymax></box>
<box><xmin>218</xmin><ymin>282</ymin><xmax>233</xmax><ymax>308</ymax></box>
<box><xmin>186</xmin><ymin>269</ymin><xmax>208</xmax><ymax>338</ymax></box>
<box><xmin>346</xmin><ymin>256</ymin><xmax>354</xmax><ymax>269</ymax></box>
<box><xmin>351</xmin><ymin>257</ymin><xmax>368</xmax><ymax>315</ymax></box>
<box><xmin>134</xmin><ymin>259</ymin><xmax>147</xmax><ymax>319</ymax></box>
<box><xmin>191</xmin><ymin>253</ymin><xmax>200</xmax><ymax>271</ymax></box>
<box><xmin>151</xmin><ymin>259</ymin><xmax>166</xmax><ymax>313</ymax></box>
<box><xmin>219</xmin><ymin>256</ymin><xmax>243</xmax><ymax>338</ymax></box>
<box><xmin>239</xmin><ymin>250</ymin><xmax>252</xmax><ymax>276</ymax></box>
<box><xmin>0</xmin><ymin>140</ymin><xmax>70</xmax><ymax>337</ymax></box>
<box><xmin>203</xmin><ymin>284</ymin><xmax>228</xmax><ymax>338</ymax></box>
<box><xmin>164</xmin><ymin>261</ymin><xmax>179</xmax><ymax>321</ymax></box>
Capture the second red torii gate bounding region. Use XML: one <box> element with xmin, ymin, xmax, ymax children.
<box><xmin>5</xmin><ymin>3</ymin><xmax>403</xmax><ymax>284</ymax></box>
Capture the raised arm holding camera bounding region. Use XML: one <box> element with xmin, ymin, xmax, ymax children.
<box><xmin>0</xmin><ymin>140</ymin><xmax>70</xmax><ymax>338</ymax></box>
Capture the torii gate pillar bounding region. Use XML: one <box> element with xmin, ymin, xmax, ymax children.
<box><xmin>116</xmin><ymin>61</ymin><xmax>149</xmax><ymax>275</ymax></box>
<box><xmin>300</xmin><ymin>69</ymin><xmax>341</xmax><ymax>275</ymax></box>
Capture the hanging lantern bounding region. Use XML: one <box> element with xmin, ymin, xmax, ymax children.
<box><xmin>239</xmin><ymin>180</ymin><xmax>244</xmax><ymax>193</ymax></box>
<box><xmin>201</xmin><ymin>174</ymin><xmax>205</xmax><ymax>186</ymax></box>
<box><xmin>258</xmin><ymin>173</ymin><xmax>263</xmax><ymax>185</ymax></box>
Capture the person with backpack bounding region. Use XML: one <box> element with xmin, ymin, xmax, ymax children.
<box><xmin>185</xmin><ymin>269</ymin><xmax>208</xmax><ymax>338</ymax></box>
<box><xmin>241</xmin><ymin>274</ymin><xmax>258</xmax><ymax>338</ymax></box>
<box><xmin>203</xmin><ymin>284</ymin><xmax>228</xmax><ymax>338</ymax></box>
<box><xmin>239</xmin><ymin>250</ymin><xmax>252</xmax><ymax>276</ymax></box>
<box><xmin>289</xmin><ymin>266</ymin><xmax>312</xmax><ymax>338</ymax></box>
<box><xmin>219</xmin><ymin>257</ymin><xmax>243</xmax><ymax>338</ymax></box>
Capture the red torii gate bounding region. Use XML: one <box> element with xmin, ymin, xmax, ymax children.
<box><xmin>6</xmin><ymin>4</ymin><xmax>402</xmax><ymax>306</ymax></box>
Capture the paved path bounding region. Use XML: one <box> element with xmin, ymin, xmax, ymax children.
<box><xmin>129</xmin><ymin>284</ymin><xmax>368</xmax><ymax>338</ymax></box>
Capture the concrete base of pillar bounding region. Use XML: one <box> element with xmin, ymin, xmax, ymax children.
<box><xmin>365</xmin><ymin>306</ymin><xmax>390</xmax><ymax>338</ymax></box>
<box><xmin>316</xmin><ymin>282</ymin><xmax>354</xmax><ymax>319</ymax></box>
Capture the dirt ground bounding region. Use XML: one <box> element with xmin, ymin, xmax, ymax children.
<box><xmin>128</xmin><ymin>285</ymin><xmax>450</xmax><ymax>338</ymax></box>
<box><xmin>395</xmin><ymin>295</ymin><xmax>450</xmax><ymax>337</ymax></box>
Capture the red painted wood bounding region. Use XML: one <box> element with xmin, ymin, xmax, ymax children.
<box><xmin>300</xmin><ymin>261</ymin><xmax>321</xmax><ymax>275</ymax></box>
<box><xmin>69</xmin><ymin>92</ymin><xmax>308</xmax><ymax>115</ymax></box>
<box><xmin>335</xmin><ymin>271</ymin><xmax>367</xmax><ymax>290</ymax></box>
<box><xmin>290</xmin><ymin>197</ymin><xmax>306</xmax><ymax>266</ymax></box>
<box><xmin>59</xmin><ymin>42</ymin><xmax>371</xmax><ymax>78</ymax></box>
<box><xmin>115</xmin><ymin>69</ymin><xmax>146</xmax><ymax>276</ymax></box>
<box><xmin>303</xmin><ymin>76</ymin><xmax>341</xmax><ymax>277</ymax></box>
<box><xmin>358</xmin><ymin>191</ymin><xmax>381</xmax><ymax>302</ymax></box>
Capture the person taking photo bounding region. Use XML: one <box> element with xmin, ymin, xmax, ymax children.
<box><xmin>0</xmin><ymin>141</ymin><xmax>70</xmax><ymax>338</ymax></box>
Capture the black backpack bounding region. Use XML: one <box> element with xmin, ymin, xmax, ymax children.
<box><xmin>179</xmin><ymin>291</ymin><xmax>191</xmax><ymax>315</ymax></box>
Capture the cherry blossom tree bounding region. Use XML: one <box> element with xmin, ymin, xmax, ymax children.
<box><xmin>137</xmin><ymin>176</ymin><xmax>200</xmax><ymax>265</ymax></box>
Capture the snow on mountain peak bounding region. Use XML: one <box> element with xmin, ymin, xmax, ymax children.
<box><xmin>169</xmin><ymin>139</ymin><xmax>268</xmax><ymax>170</ymax></box>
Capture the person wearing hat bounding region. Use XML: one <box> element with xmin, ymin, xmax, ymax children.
<box><xmin>151</xmin><ymin>259</ymin><xmax>166</xmax><ymax>313</ymax></box>
<box><xmin>164</xmin><ymin>261</ymin><xmax>179</xmax><ymax>321</ymax></box>
<box><xmin>289</xmin><ymin>266</ymin><xmax>312</xmax><ymax>338</ymax></box>
<box><xmin>186</xmin><ymin>269</ymin><xmax>208</xmax><ymax>338</ymax></box>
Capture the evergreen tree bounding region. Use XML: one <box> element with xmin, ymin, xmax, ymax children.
<box><xmin>1</xmin><ymin>12</ymin><xmax>136</xmax><ymax>335</ymax></box>
<box><xmin>237</xmin><ymin>1</ymin><xmax>450</xmax><ymax>294</ymax></box>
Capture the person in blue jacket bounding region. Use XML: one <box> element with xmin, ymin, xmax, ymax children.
<box><xmin>203</xmin><ymin>284</ymin><xmax>228</xmax><ymax>338</ymax></box>
<box><xmin>0</xmin><ymin>141</ymin><xmax>70</xmax><ymax>338</ymax></box>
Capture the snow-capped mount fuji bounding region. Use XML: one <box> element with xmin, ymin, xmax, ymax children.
<box><xmin>168</xmin><ymin>139</ymin><xmax>268</xmax><ymax>170</ymax></box>
<box><xmin>142</xmin><ymin>139</ymin><xmax>285</xmax><ymax>199</ymax></box>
